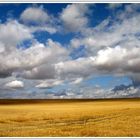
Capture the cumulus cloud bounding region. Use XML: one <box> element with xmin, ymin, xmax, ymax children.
<box><xmin>0</xmin><ymin>39</ymin><xmax>69</xmax><ymax>79</ymax></box>
<box><xmin>20</xmin><ymin>6</ymin><xmax>58</xmax><ymax>34</ymax></box>
<box><xmin>66</xmin><ymin>4</ymin><xmax>140</xmax><ymax>87</ymax></box>
<box><xmin>20</xmin><ymin>6</ymin><xmax>49</xmax><ymax>24</ymax></box>
<box><xmin>0</xmin><ymin>20</ymin><xmax>32</xmax><ymax>47</ymax></box>
<box><xmin>36</xmin><ymin>79</ymin><xmax>63</xmax><ymax>89</ymax></box>
<box><xmin>94</xmin><ymin>46</ymin><xmax>140</xmax><ymax>75</ymax></box>
<box><xmin>70</xmin><ymin>8</ymin><xmax>140</xmax><ymax>54</ymax></box>
<box><xmin>55</xmin><ymin>57</ymin><xmax>96</xmax><ymax>80</ymax></box>
<box><xmin>5</xmin><ymin>80</ymin><xmax>24</xmax><ymax>89</ymax></box>
<box><xmin>19</xmin><ymin>39</ymin><xmax>69</xmax><ymax>79</ymax></box>
<box><xmin>60</xmin><ymin>4</ymin><xmax>89</xmax><ymax>32</ymax></box>
<box><xmin>54</xmin><ymin>44</ymin><xmax>140</xmax><ymax>85</ymax></box>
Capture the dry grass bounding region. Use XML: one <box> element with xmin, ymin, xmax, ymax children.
<box><xmin>0</xmin><ymin>98</ymin><xmax>140</xmax><ymax>137</ymax></box>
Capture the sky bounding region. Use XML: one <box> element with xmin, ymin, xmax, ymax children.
<box><xmin>0</xmin><ymin>3</ymin><xmax>140</xmax><ymax>99</ymax></box>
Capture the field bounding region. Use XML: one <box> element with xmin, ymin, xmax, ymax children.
<box><xmin>0</xmin><ymin>98</ymin><xmax>140</xmax><ymax>137</ymax></box>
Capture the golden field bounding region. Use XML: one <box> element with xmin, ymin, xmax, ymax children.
<box><xmin>0</xmin><ymin>98</ymin><xmax>140</xmax><ymax>137</ymax></box>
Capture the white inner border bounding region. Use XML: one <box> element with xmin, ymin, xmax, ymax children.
<box><xmin>0</xmin><ymin>0</ymin><xmax>140</xmax><ymax>139</ymax></box>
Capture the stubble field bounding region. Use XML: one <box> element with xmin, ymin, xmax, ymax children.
<box><xmin>0</xmin><ymin>98</ymin><xmax>140</xmax><ymax>137</ymax></box>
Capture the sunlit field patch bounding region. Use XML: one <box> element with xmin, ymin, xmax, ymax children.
<box><xmin>0</xmin><ymin>98</ymin><xmax>140</xmax><ymax>137</ymax></box>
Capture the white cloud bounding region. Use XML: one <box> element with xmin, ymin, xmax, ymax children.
<box><xmin>54</xmin><ymin>44</ymin><xmax>140</xmax><ymax>84</ymax></box>
<box><xmin>36</xmin><ymin>79</ymin><xmax>63</xmax><ymax>89</ymax></box>
<box><xmin>20</xmin><ymin>39</ymin><xmax>69</xmax><ymax>79</ymax></box>
<box><xmin>29</xmin><ymin>26</ymin><xmax>57</xmax><ymax>34</ymax></box>
<box><xmin>60</xmin><ymin>4</ymin><xmax>89</xmax><ymax>32</ymax></box>
<box><xmin>0</xmin><ymin>20</ymin><xmax>32</xmax><ymax>47</ymax></box>
<box><xmin>94</xmin><ymin>46</ymin><xmax>140</xmax><ymax>74</ymax></box>
<box><xmin>55</xmin><ymin>57</ymin><xmax>96</xmax><ymax>80</ymax></box>
<box><xmin>0</xmin><ymin>42</ymin><xmax>5</xmax><ymax>53</ymax></box>
<box><xmin>5</xmin><ymin>80</ymin><xmax>24</xmax><ymax>89</ymax></box>
<box><xmin>70</xmin><ymin>77</ymin><xmax>83</xmax><ymax>84</ymax></box>
<box><xmin>20</xmin><ymin>6</ymin><xmax>58</xmax><ymax>34</ymax></box>
<box><xmin>20</xmin><ymin>6</ymin><xmax>49</xmax><ymax>24</ymax></box>
<box><xmin>70</xmin><ymin>12</ymin><xmax>140</xmax><ymax>54</ymax></box>
<box><xmin>0</xmin><ymin>39</ymin><xmax>69</xmax><ymax>79</ymax></box>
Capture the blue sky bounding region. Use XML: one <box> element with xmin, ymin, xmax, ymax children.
<box><xmin>0</xmin><ymin>3</ymin><xmax>140</xmax><ymax>99</ymax></box>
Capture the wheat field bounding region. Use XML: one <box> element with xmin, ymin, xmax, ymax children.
<box><xmin>0</xmin><ymin>98</ymin><xmax>140</xmax><ymax>137</ymax></box>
